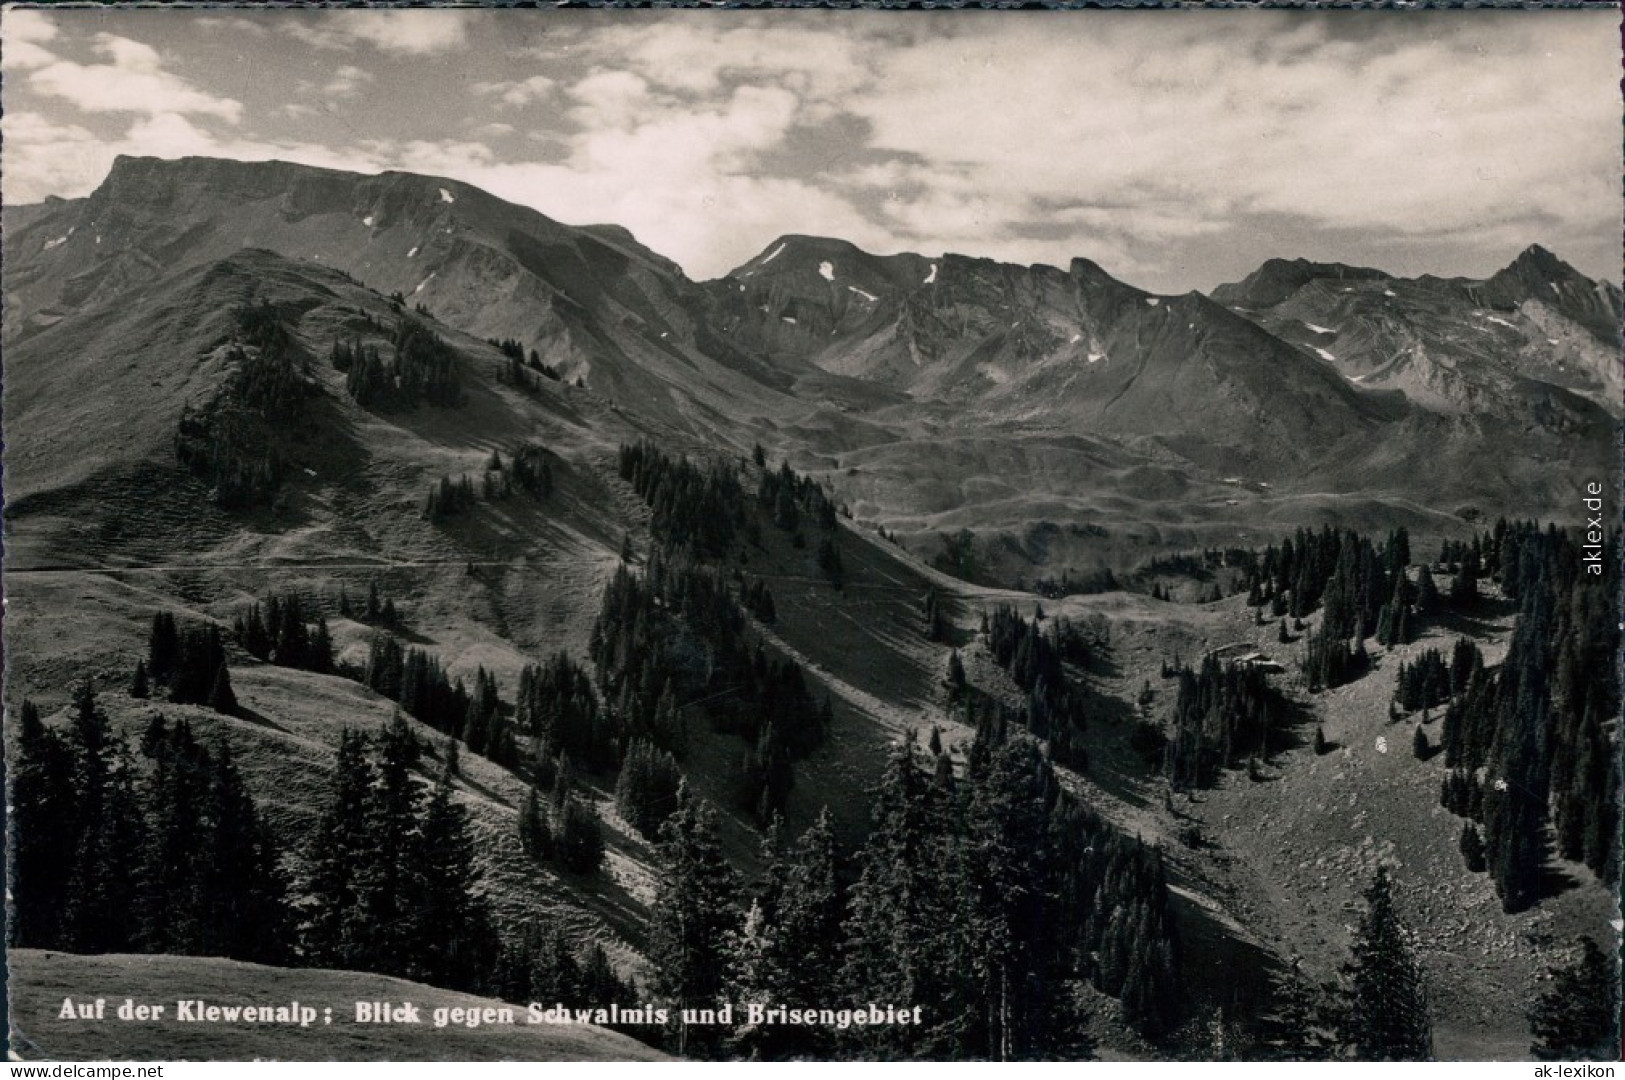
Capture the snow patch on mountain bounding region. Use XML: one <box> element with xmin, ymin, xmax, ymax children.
<box><xmin>439</xmin><ymin>188</ymin><xmax>455</xmax><ymax>204</ymax></box>
<box><xmin>781</xmin><ymin>316</ymin><xmax>798</xmax><ymax>325</ymax></box>
<box><xmin>42</xmin><ymin>227</ymin><xmax>74</xmax><ymax>251</ymax></box>
<box><xmin>1313</xmin><ymin>347</ymin><xmax>1336</xmax><ymax>362</ymax></box>
<box><xmin>1087</xmin><ymin>352</ymin><xmax>1104</xmax><ymax>364</ymax></box>
<box><xmin>1145</xmin><ymin>297</ymin><xmax>1159</xmax><ymax>307</ymax></box>
<box><xmin>363</xmin><ymin>215</ymin><xmax>375</xmax><ymax>227</ymax></box>
<box><xmin>761</xmin><ymin>242</ymin><xmax>786</xmax><ymax>265</ymax></box>
<box><xmin>407</xmin><ymin>246</ymin><xmax>419</xmax><ymax>258</ymax></box>
<box><xmin>1483</xmin><ymin>315</ymin><xmax>1517</xmax><ymax>330</ymax></box>
<box><xmin>924</xmin><ymin>263</ymin><xmax>938</xmax><ymax>285</ymax></box>
<box><xmin>848</xmin><ymin>285</ymin><xmax>878</xmax><ymax>303</ymax></box>
<box><xmin>818</xmin><ymin>261</ymin><xmax>835</xmax><ymax>282</ymax></box>
<box><xmin>1304</xmin><ymin>322</ymin><xmax>1333</xmax><ymax>334</ymax></box>
<box><xmin>413</xmin><ymin>273</ymin><xmax>436</xmax><ymax>294</ymax></box>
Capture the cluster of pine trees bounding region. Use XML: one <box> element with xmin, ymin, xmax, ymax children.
<box><xmin>618</xmin><ymin>441</ymin><xmax>746</xmax><ymax>559</ymax></box>
<box><xmin>338</xmin><ymin>316</ymin><xmax>462</xmax><ymax>410</ymax></box>
<box><xmin>176</xmin><ymin>301</ymin><xmax>316</xmax><ymax>507</ymax></box>
<box><xmin>1392</xmin><ymin>638</ymin><xmax>1481</xmax><ymax>714</ymax></box>
<box><xmin>10</xmin><ymin>685</ymin><xmax>286</xmax><ymax>961</ymax></box>
<box><xmin>142</xmin><ymin>612</ymin><xmax>238</xmax><ymax>715</ymax></box>
<box><xmin>1165</xmin><ymin>656</ymin><xmax>1288</xmax><ymax>789</ymax></box>
<box><xmin>233</xmin><ymin>591</ymin><xmax>334</xmax><ymax>673</ymax></box>
<box><xmin>1433</xmin><ymin>522</ymin><xmax>1620</xmax><ymax>911</ymax></box>
<box><xmin>757</xmin><ymin>459</ymin><xmax>840</xmax><ymax>538</ymax></box>
<box><xmin>980</xmin><ymin>604</ymin><xmax>1103</xmax><ymax>771</ymax></box>
<box><xmin>614</xmin><ymin>739</ymin><xmax>683</xmax><ymax>839</ymax></box>
<box><xmin>589</xmin><ymin>556</ymin><xmax>829</xmax><ymax>824</ymax></box>
<box><xmin>302</xmin><ymin>717</ymin><xmax>497</xmax><ymax>991</ymax></box>
<box><xmin>364</xmin><ymin>635</ymin><xmax>521</xmax><ymax>769</ymax></box>
<box><xmin>517</xmin><ymin>773</ymin><xmax>606</xmax><ymax>875</ymax></box>
<box><xmin>486</xmin><ymin>337</ymin><xmax>561</xmax><ymax>392</ymax></box>
<box><xmin>516</xmin><ymin>650</ymin><xmax>616</xmax><ymax>772</ymax></box>
<box><xmin>425</xmin><ymin>474</ymin><xmax>478</xmax><ymax>520</ymax></box>
<box><xmin>492</xmin><ymin>922</ymin><xmax>631</xmax><ymax>1017</ymax></box>
<box><xmin>339</xmin><ymin>579</ymin><xmax>403</xmax><ymax>629</ymax></box>
<box><xmin>646</xmin><ymin>728</ymin><xmax>1181</xmax><ymax>1060</ymax></box>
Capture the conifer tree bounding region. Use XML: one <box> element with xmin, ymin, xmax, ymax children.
<box><xmin>1341</xmin><ymin>867</ymin><xmax>1432</xmax><ymax>1061</ymax></box>
<box><xmin>648</xmin><ymin>785</ymin><xmax>742</xmax><ymax>1058</ymax></box>
<box><xmin>130</xmin><ymin>660</ymin><xmax>150</xmax><ymax>699</ymax></box>
<box><xmin>10</xmin><ymin>699</ymin><xmax>76</xmax><ymax>947</ymax></box>
<box><xmin>1529</xmin><ymin>938</ymin><xmax>1619</xmax><ymax>1060</ymax></box>
<box><xmin>60</xmin><ymin>681</ymin><xmax>145</xmax><ymax>953</ymax></box>
<box><xmin>350</xmin><ymin>713</ymin><xmax>423</xmax><ymax>969</ymax></box>
<box><xmin>517</xmin><ymin>781</ymin><xmax>551</xmax><ymax>860</ymax></box>
<box><xmin>557</xmin><ymin>794</ymin><xmax>605</xmax><ymax>875</ymax></box>
<box><xmin>302</xmin><ymin>728</ymin><xmax>375</xmax><ymax>966</ymax></box>
<box><xmin>195</xmin><ymin>740</ymin><xmax>291</xmax><ymax>964</ymax></box>
<box><xmin>411</xmin><ymin>762</ymin><xmax>497</xmax><ymax>990</ymax></box>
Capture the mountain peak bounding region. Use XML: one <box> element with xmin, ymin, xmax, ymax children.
<box><xmin>1210</xmin><ymin>256</ymin><xmax>1387</xmax><ymax>308</ymax></box>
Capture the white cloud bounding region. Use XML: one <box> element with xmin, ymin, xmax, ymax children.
<box><xmin>283</xmin><ymin>12</ymin><xmax>471</xmax><ymax>56</ymax></box>
<box><xmin>26</xmin><ymin>32</ymin><xmax>243</xmax><ymax>120</ymax></box>
<box><xmin>192</xmin><ymin>16</ymin><xmax>269</xmax><ymax>37</ymax></box>
<box><xmin>4</xmin><ymin>11</ymin><xmax>1616</xmax><ymax>288</ymax></box>
<box><xmin>323</xmin><ymin>64</ymin><xmax>374</xmax><ymax>99</ymax></box>
<box><xmin>3</xmin><ymin>8</ymin><xmax>59</xmax><ymax>70</ymax></box>
<box><xmin>473</xmin><ymin>74</ymin><xmax>556</xmax><ymax>109</ymax></box>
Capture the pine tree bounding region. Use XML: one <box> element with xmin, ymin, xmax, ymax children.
<box><xmin>130</xmin><ymin>660</ymin><xmax>150</xmax><ymax>699</ymax></box>
<box><xmin>1529</xmin><ymin>938</ymin><xmax>1619</xmax><ymax>1060</ymax></box>
<box><xmin>557</xmin><ymin>794</ymin><xmax>605</xmax><ymax>875</ymax></box>
<box><xmin>1341</xmin><ymin>867</ymin><xmax>1432</xmax><ymax>1060</ymax></box>
<box><xmin>349</xmin><ymin>713</ymin><xmax>423</xmax><ymax>972</ymax></box>
<box><xmin>966</xmin><ymin>736</ymin><xmax>1069</xmax><ymax>1059</ymax></box>
<box><xmin>209</xmin><ymin>662</ymin><xmax>239</xmax><ymax>715</ymax></box>
<box><xmin>10</xmin><ymin>699</ymin><xmax>76</xmax><ymax>947</ymax></box>
<box><xmin>195</xmin><ymin>740</ymin><xmax>292</xmax><ymax>964</ymax></box>
<box><xmin>411</xmin><ymin>762</ymin><xmax>498</xmax><ymax>990</ymax></box>
<box><xmin>302</xmin><ymin>728</ymin><xmax>375</xmax><ymax>966</ymax></box>
<box><xmin>517</xmin><ymin>781</ymin><xmax>551</xmax><ymax>860</ymax></box>
<box><xmin>148</xmin><ymin>611</ymin><xmax>180</xmax><ymax>683</ymax></box>
<box><xmin>59</xmin><ymin>681</ymin><xmax>145</xmax><ymax>953</ymax></box>
<box><xmin>647</xmin><ymin>784</ymin><xmax>742</xmax><ymax>1058</ymax></box>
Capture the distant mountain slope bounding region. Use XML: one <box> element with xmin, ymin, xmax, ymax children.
<box><xmin>1</xmin><ymin>155</ymin><xmax>819</xmax><ymax>450</ymax></box>
<box><xmin>1210</xmin><ymin>248</ymin><xmax>1623</xmax><ymax>418</ymax></box>
<box><xmin>8</xmin><ymin>949</ymin><xmax>666</xmax><ymax>1061</ymax></box>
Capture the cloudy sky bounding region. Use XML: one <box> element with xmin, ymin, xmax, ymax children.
<box><xmin>3</xmin><ymin>8</ymin><xmax>1619</xmax><ymax>292</ymax></box>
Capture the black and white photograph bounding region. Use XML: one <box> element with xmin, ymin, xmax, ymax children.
<box><xmin>2</xmin><ymin>6</ymin><xmax>1620</xmax><ymax>1063</ymax></box>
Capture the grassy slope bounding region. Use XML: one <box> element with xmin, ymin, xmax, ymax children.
<box><xmin>7</xmin><ymin>950</ymin><xmax>666</xmax><ymax>1061</ymax></box>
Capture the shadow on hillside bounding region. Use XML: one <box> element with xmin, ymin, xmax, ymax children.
<box><xmin>1535</xmin><ymin>858</ymin><xmax>1583</xmax><ymax>903</ymax></box>
<box><xmin>1428</xmin><ymin>598</ymin><xmax>1517</xmax><ymax>638</ymax></box>
<box><xmin>233</xmin><ymin>703</ymin><xmax>291</xmax><ymax>735</ymax></box>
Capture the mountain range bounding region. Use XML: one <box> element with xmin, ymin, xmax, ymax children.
<box><xmin>6</xmin><ymin>156</ymin><xmax>1616</xmax><ymax>586</ymax></box>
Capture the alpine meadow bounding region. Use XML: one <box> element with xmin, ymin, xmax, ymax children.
<box><xmin>2</xmin><ymin>8</ymin><xmax>1620</xmax><ymax>1063</ymax></box>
